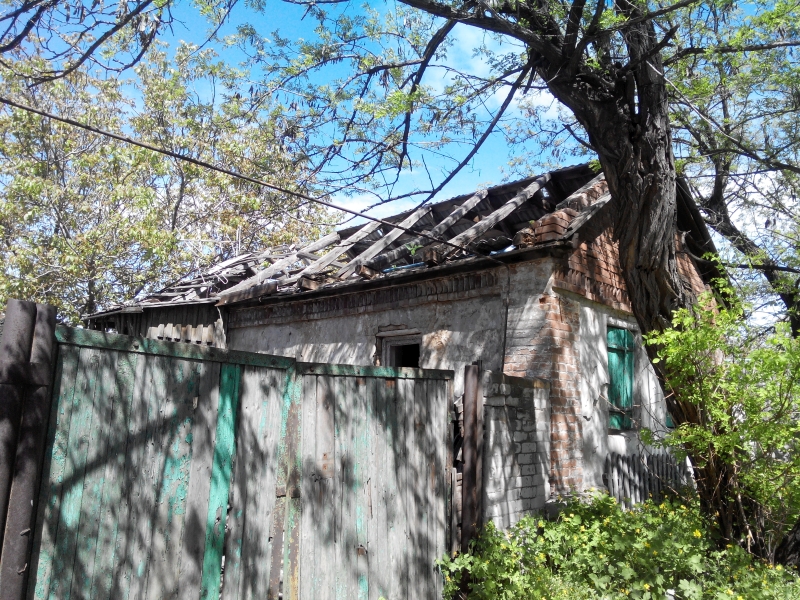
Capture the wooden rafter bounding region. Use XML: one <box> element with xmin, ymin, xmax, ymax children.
<box><xmin>216</xmin><ymin>232</ymin><xmax>340</xmax><ymax>305</ymax></box>
<box><xmin>440</xmin><ymin>174</ymin><xmax>551</xmax><ymax>254</ymax></box>
<box><xmin>281</xmin><ymin>220</ymin><xmax>383</xmax><ymax>284</ymax></box>
<box><xmin>365</xmin><ymin>189</ymin><xmax>489</xmax><ymax>271</ymax></box>
<box><xmin>336</xmin><ymin>205</ymin><xmax>432</xmax><ymax>279</ymax></box>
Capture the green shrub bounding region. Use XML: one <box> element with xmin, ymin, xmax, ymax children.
<box><xmin>438</xmin><ymin>493</ymin><xmax>800</xmax><ymax>599</ymax></box>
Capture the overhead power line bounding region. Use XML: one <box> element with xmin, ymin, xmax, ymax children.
<box><xmin>0</xmin><ymin>94</ymin><xmax>488</xmax><ymax>260</ymax></box>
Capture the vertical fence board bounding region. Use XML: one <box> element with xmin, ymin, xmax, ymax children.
<box><xmin>68</xmin><ymin>349</ymin><xmax>120</xmax><ymax>598</ymax></box>
<box><xmin>282</xmin><ymin>366</ymin><xmax>304</xmax><ymax>600</ymax></box>
<box><xmin>113</xmin><ymin>348</ymin><xmax>154</xmax><ymax>600</ymax></box>
<box><xmin>352</xmin><ymin>376</ymin><xmax>370</xmax><ymax>600</ymax></box>
<box><xmin>178</xmin><ymin>361</ymin><xmax>221</xmax><ymax>597</ymax></box>
<box><xmin>47</xmin><ymin>347</ymin><xmax>104</xmax><ymax>600</ymax></box>
<box><xmin>89</xmin><ymin>350</ymin><xmax>137</xmax><ymax>600</ymax></box>
<box><xmin>200</xmin><ymin>363</ymin><xmax>241</xmax><ymax>600</ymax></box>
<box><xmin>432</xmin><ymin>379</ymin><xmax>448</xmax><ymax>598</ymax></box>
<box><xmin>299</xmin><ymin>374</ymin><xmax>318</xmax><ymax>600</ymax></box>
<box><xmin>145</xmin><ymin>359</ymin><xmax>203</xmax><ymax>600</ymax></box>
<box><xmin>240</xmin><ymin>366</ymin><xmax>284</xmax><ymax>600</ymax></box>
<box><xmin>367</xmin><ymin>377</ymin><xmax>389</xmax><ymax>600</ymax></box>
<box><xmin>127</xmin><ymin>354</ymin><xmax>172</xmax><ymax>600</ymax></box>
<box><xmin>313</xmin><ymin>376</ymin><xmax>337</xmax><ymax>600</ymax></box>
<box><xmin>29</xmin><ymin>346</ymin><xmax>79</xmax><ymax>600</ymax></box>
<box><xmin>334</xmin><ymin>375</ymin><xmax>356</xmax><ymax>600</ymax></box>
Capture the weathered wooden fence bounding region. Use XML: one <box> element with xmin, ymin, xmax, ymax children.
<box><xmin>6</xmin><ymin>323</ymin><xmax>451</xmax><ymax>600</ymax></box>
<box><xmin>604</xmin><ymin>452</ymin><xmax>693</xmax><ymax>508</ymax></box>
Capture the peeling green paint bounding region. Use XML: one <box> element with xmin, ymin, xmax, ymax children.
<box><xmin>200</xmin><ymin>363</ymin><xmax>241</xmax><ymax>600</ymax></box>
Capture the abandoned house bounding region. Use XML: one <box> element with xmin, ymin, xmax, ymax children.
<box><xmin>85</xmin><ymin>163</ymin><xmax>710</xmax><ymax>529</ymax></box>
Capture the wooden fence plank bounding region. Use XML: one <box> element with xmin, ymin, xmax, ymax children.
<box><xmin>68</xmin><ymin>349</ymin><xmax>120</xmax><ymax>598</ymax></box>
<box><xmin>352</xmin><ymin>376</ymin><xmax>371</xmax><ymax>600</ymax></box>
<box><xmin>313</xmin><ymin>376</ymin><xmax>337</xmax><ymax>600</ymax></box>
<box><xmin>200</xmin><ymin>363</ymin><xmax>242</xmax><ymax>600</ymax></box>
<box><xmin>299</xmin><ymin>374</ymin><xmax>318</xmax><ymax>600</ymax></box>
<box><xmin>88</xmin><ymin>350</ymin><xmax>137</xmax><ymax>600</ymax></box>
<box><xmin>47</xmin><ymin>347</ymin><xmax>103</xmax><ymax>600</ymax></box>
<box><xmin>221</xmin><ymin>366</ymin><xmax>254</xmax><ymax>600</ymax></box>
<box><xmin>126</xmin><ymin>354</ymin><xmax>171</xmax><ymax>600</ymax></box>
<box><xmin>110</xmin><ymin>348</ymin><xmax>152</xmax><ymax>599</ymax></box>
<box><xmin>145</xmin><ymin>358</ymin><xmax>203</xmax><ymax>600</ymax></box>
<box><xmin>386</xmin><ymin>377</ymin><xmax>408</xmax><ymax>600</ymax></box>
<box><xmin>432</xmin><ymin>379</ymin><xmax>448</xmax><ymax>598</ymax></box>
<box><xmin>334</xmin><ymin>375</ymin><xmax>356</xmax><ymax>600</ymax></box>
<box><xmin>367</xmin><ymin>377</ymin><xmax>389</xmax><ymax>600</ymax></box>
<box><xmin>282</xmin><ymin>367</ymin><xmax>304</xmax><ymax>600</ymax></box>
<box><xmin>401</xmin><ymin>377</ymin><xmax>421</xmax><ymax>600</ymax></box>
<box><xmin>178</xmin><ymin>361</ymin><xmax>221</xmax><ymax>596</ymax></box>
<box><xmin>29</xmin><ymin>346</ymin><xmax>80</xmax><ymax>600</ymax></box>
<box><xmin>243</xmin><ymin>367</ymin><xmax>284</xmax><ymax>600</ymax></box>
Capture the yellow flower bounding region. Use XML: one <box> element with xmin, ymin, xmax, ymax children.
<box><xmin>643</xmin><ymin>584</ymin><xmax>650</xmax><ymax>591</ymax></box>
<box><xmin>693</xmin><ymin>529</ymin><xmax>702</xmax><ymax>538</ymax></box>
<box><xmin>776</xmin><ymin>565</ymin><xmax>783</xmax><ymax>571</ymax></box>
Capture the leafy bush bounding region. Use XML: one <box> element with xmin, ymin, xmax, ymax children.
<box><xmin>646</xmin><ymin>295</ymin><xmax>800</xmax><ymax>557</ymax></box>
<box><xmin>439</xmin><ymin>494</ymin><xmax>800</xmax><ymax>599</ymax></box>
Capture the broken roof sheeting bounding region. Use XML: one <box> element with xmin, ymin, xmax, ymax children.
<box><xmin>86</xmin><ymin>164</ymin><xmax>610</xmax><ymax>319</ymax></box>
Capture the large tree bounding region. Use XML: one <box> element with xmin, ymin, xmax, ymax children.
<box><xmin>230</xmin><ymin>0</ymin><xmax>800</xmax><ymax>557</ymax></box>
<box><xmin>0</xmin><ymin>45</ymin><xmax>330</xmax><ymax>321</ymax></box>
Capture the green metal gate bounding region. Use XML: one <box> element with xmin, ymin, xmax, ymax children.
<box><xmin>27</xmin><ymin>327</ymin><xmax>452</xmax><ymax>600</ymax></box>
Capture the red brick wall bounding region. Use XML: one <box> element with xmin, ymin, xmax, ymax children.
<box><xmin>552</xmin><ymin>202</ymin><xmax>708</xmax><ymax>313</ymax></box>
<box><xmin>506</xmin><ymin>195</ymin><xmax>710</xmax><ymax>496</ymax></box>
<box><xmin>504</xmin><ymin>293</ymin><xmax>584</xmax><ymax>495</ymax></box>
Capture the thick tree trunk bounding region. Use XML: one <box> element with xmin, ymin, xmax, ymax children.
<box><xmin>539</xmin><ymin>17</ymin><xmax>753</xmax><ymax>555</ymax></box>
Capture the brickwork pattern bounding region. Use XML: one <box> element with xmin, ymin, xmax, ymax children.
<box><xmin>229</xmin><ymin>271</ymin><xmax>500</xmax><ymax>328</ymax></box>
<box><xmin>504</xmin><ymin>293</ymin><xmax>584</xmax><ymax>496</ymax></box>
<box><xmin>482</xmin><ymin>374</ymin><xmax>550</xmax><ymax>529</ymax></box>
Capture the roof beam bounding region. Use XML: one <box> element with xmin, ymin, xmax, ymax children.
<box><xmin>281</xmin><ymin>219</ymin><xmax>383</xmax><ymax>284</ymax></box>
<box><xmin>216</xmin><ymin>232</ymin><xmax>340</xmax><ymax>305</ymax></box>
<box><xmin>336</xmin><ymin>205</ymin><xmax>432</xmax><ymax>279</ymax></box>
<box><xmin>440</xmin><ymin>174</ymin><xmax>551</xmax><ymax>255</ymax></box>
<box><xmin>366</xmin><ymin>189</ymin><xmax>488</xmax><ymax>271</ymax></box>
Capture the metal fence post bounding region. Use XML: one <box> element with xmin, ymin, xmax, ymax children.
<box><xmin>0</xmin><ymin>300</ymin><xmax>37</xmax><ymax>549</ymax></box>
<box><xmin>0</xmin><ymin>304</ymin><xmax>57</xmax><ymax>599</ymax></box>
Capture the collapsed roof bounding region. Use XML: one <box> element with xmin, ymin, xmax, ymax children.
<box><xmin>85</xmin><ymin>163</ymin><xmax>717</xmax><ymax>322</ymax></box>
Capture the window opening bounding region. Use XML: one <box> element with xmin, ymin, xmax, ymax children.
<box><xmin>388</xmin><ymin>342</ymin><xmax>420</xmax><ymax>368</ymax></box>
<box><xmin>607</xmin><ymin>326</ymin><xmax>634</xmax><ymax>430</ymax></box>
<box><xmin>379</xmin><ymin>333</ymin><xmax>422</xmax><ymax>368</ymax></box>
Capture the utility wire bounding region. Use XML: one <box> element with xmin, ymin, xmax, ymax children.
<box><xmin>0</xmin><ymin>94</ymin><xmax>506</xmax><ymax>261</ymax></box>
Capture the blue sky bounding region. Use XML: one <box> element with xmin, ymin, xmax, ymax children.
<box><xmin>155</xmin><ymin>0</ymin><xmax>584</xmax><ymax>223</ymax></box>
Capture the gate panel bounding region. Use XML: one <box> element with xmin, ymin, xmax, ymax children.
<box><xmin>296</xmin><ymin>368</ymin><xmax>451</xmax><ymax>600</ymax></box>
<box><xmin>221</xmin><ymin>365</ymin><xmax>288</xmax><ymax>600</ymax></box>
<box><xmin>26</xmin><ymin>329</ymin><xmax>451</xmax><ymax>600</ymax></box>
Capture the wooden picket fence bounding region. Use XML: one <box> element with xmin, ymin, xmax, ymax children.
<box><xmin>604</xmin><ymin>451</ymin><xmax>692</xmax><ymax>508</ymax></box>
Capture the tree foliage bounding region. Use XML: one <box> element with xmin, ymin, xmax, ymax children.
<box><xmin>0</xmin><ymin>0</ymin><xmax>238</xmax><ymax>81</ymax></box>
<box><xmin>647</xmin><ymin>293</ymin><xmax>800</xmax><ymax>561</ymax></box>
<box><xmin>0</xmin><ymin>46</ymin><xmax>331</xmax><ymax>322</ymax></box>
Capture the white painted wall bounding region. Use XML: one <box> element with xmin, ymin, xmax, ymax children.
<box><xmin>228</xmin><ymin>260</ymin><xmax>554</xmax><ymax>399</ymax></box>
<box><xmin>569</xmin><ymin>291</ymin><xmax>672</xmax><ymax>491</ymax></box>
